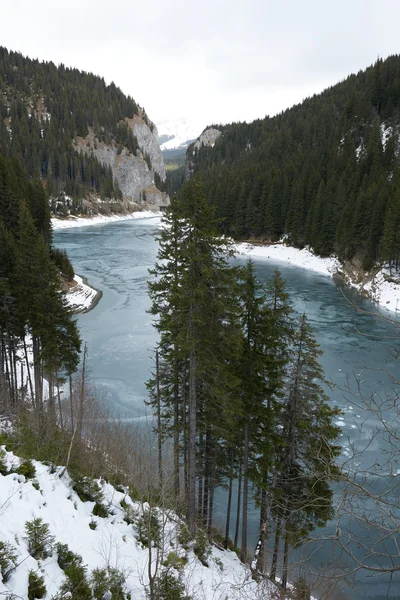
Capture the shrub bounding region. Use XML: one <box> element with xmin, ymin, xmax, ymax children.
<box><xmin>177</xmin><ymin>523</ymin><xmax>191</xmax><ymax>549</ymax></box>
<box><xmin>292</xmin><ymin>577</ymin><xmax>311</xmax><ymax>600</ymax></box>
<box><xmin>152</xmin><ymin>571</ymin><xmax>190</xmax><ymax>600</ymax></box>
<box><xmin>71</xmin><ymin>474</ymin><xmax>103</xmax><ymax>503</ymax></box>
<box><xmin>92</xmin><ymin>502</ymin><xmax>109</xmax><ymax>518</ymax></box>
<box><xmin>123</xmin><ymin>505</ymin><xmax>136</xmax><ymax>525</ymax></box>
<box><xmin>136</xmin><ymin>508</ymin><xmax>160</xmax><ymax>548</ymax></box>
<box><xmin>57</xmin><ymin>543</ymin><xmax>91</xmax><ymax>600</ymax></box>
<box><xmin>0</xmin><ymin>448</ymin><xmax>8</xmax><ymax>475</ymax></box>
<box><xmin>89</xmin><ymin>519</ymin><xmax>97</xmax><ymax>530</ymax></box>
<box><xmin>91</xmin><ymin>567</ymin><xmax>126</xmax><ymax>599</ymax></box>
<box><xmin>17</xmin><ymin>459</ymin><xmax>36</xmax><ymax>479</ymax></box>
<box><xmin>28</xmin><ymin>571</ymin><xmax>46</xmax><ymax>600</ymax></box>
<box><xmin>194</xmin><ymin>529</ymin><xmax>211</xmax><ymax>567</ymax></box>
<box><xmin>163</xmin><ymin>551</ymin><xmax>187</xmax><ymax>571</ymax></box>
<box><xmin>0</xmin><ymin>541</ymin><xmax>18</xmax><ymax>582</ymax></box>
<box><xmin>25</xmin><ymin>518</ymin><xmax>55</xmax><ymax>559</ymax></box>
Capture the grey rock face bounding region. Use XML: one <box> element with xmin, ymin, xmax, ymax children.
<box><xmin>78</xmin><ymin>115</ymin><xmax>168</xmax><ymax>205</ymax></box>
<box><xmin>133</xmin><ymin>116</ymin><xmax>166</xmax><ymax>181</ymax></box>
<box><xmin>193</xmin><ymin>127</ymin><xmax>222</xmax><ymax>150</ymax></box>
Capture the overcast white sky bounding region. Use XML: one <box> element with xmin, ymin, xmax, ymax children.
<box><xmin>2</xmin><ymin>0</ymin><xmax>400</xmax><ymax>134</ymax></box>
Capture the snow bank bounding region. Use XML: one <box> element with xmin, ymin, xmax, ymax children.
<box><xmin>51</xmin><ymin>210</ymin><xmax>162</xmax><ymax>230</ymax></box>
<box><xmin>235</xmin><ymin>242</ymin><xmax>340</xmax><ymax>276</ymax></box>
<box><xmin>235</xmin><ymin>242</ymin><xmax>400</xmax><ymax>313</ymax></box>
<box><xmin>65</xmin><ymin>274</ymin><xmax>100</xmax><ymax>313</ymax></box>
<box><xmin>0</xmin><ymin>449</ymin><xmax>278</xmax><ymax>600</ymax></box>
<box><xmin>356</xmin><ymin>266</ymin><xmax>400</xmax><ymax>313</ymax></box>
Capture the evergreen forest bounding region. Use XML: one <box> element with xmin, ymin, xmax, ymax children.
<box><xmin>147</xmin><ymin>176</ymin><xmax>341</xmax><ymax>587</ymax></box>
<box><xmin>0</xmin><ymin>47</ymin><xmax>151</xmax><ymax>205</ymax></box>
<box><xmin>185</xmin><ymin>55</ymin><xmax>400</xmax><ymax>270</ymax></box>
<box><xmin>0</xmin><ymin>148</ymin><xmax>81</xmax><ymax>412</ymax></box>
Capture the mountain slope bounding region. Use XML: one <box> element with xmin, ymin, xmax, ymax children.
<box><xmin>0</xmin><ymin>47</ymin><xmax>168</xmax><ymax>212</ymax></box>
<box><xmin>0</xmin><ymin>446</ymin><xmax>278</xmax><ymax>599</ymax></box>
<box><xmin>187</xmin><ymin>56</ymin><xmax>400</xmax><ymax>270</ymax></box>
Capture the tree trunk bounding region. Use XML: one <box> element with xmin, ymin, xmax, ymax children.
<box><xmin>270</xmin><ymin>516</ymin><xmax>281</xmax><ymax>581</ymax></box>
<box><xmin>188</xmin><ymin>342</ymin><xmax>197</xmax><ymax>535</ymax></box>
<box><xmin>155</xmin><ymin>350</ymin><xmax>163</xmax><ymax>490</ymax></box>
<box><xmin>234</xmin><ymin>460</ymin><xmax>242</xmax><ymax>548</ymax></box>
<box><xmin>224</xmin><ymin>447</ymin><xmax>234</xmax><ymax>549</ymax></box>
<box><xmin>241</xmin><ymin>420</ymin><xmax>249</xmax><ymax>562</ymax></box>
<box><xmin>282</xmin><ymin>524</ymin><xmax>290</xmax><ymax>590</ymax></box>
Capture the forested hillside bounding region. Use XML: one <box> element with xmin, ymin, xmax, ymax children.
<box><xmin>188</xmin><ymin>56</ymin><xmax>400</xmax><ymax>269</ymax></box>
<box><xmin>0</xmin><ymin>148</ymin><xmax>81</xmax><ymax>410</ymax></box>
<box><xmin>0</xmin><ymin>48</ymin><xmax>166</xmax><ymax>210</ymax></box>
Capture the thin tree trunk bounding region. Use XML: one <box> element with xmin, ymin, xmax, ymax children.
<box><xmin>224</xmin><ymin>447</ymin><xmax>234</xmax><ymax>549</ymax></box>
<box><xmin>234</xmin><ymin>460</ymin><xmax>242</xmax><ymax>548</ymax></box>
<box><xmin>188</xmin><ymin>342</ymin><xmax>197</xmax><ymax>535</ymax></box>
<box><xmin>57</xmin><ymin>381</ymin><xmax>64</xmax><ymax>430</ymax></box>
<box><xmin>173</xmin><ymin>356</ymin><xmax>180</xmax><ymax>499</ymax></box>
<box><xmin>270</xmin><ymin>516</ymin><xmax>281</xmax><ymax>581</ymax></box>
<box><xmin>69</xmin><ymin>375</ymin><xmax>74</xmax><ymax>430</ymax></box>
<box><xmin>155</xmin><ymin>350</ymin><xmax>163</xmax><ymax>490</ymax></box>
<box><xmin>241</xmin><ymin>420</ymin><xmax>249</xmax><ymax>562</ymax></box>
<box><xmin>282</xmin><ymin>524</ymin><xmax>290</xmax><ymax>590</ymax></box>
<box><xmin>23</xmin><ymin>336</ymin><xmax>35</xmax><ymax>407</ymax></box>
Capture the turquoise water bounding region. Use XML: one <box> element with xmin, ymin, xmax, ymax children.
<box><xmin>54</xmin><ymin>218</ymin><xmax>400</xmax><ymax>599</ymax></box>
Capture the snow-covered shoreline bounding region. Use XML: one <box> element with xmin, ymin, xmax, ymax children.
<box><xmin>235</xmin><ymin>242</ymin><xmax>400</xmax><ymax>313</ymax></box>
<box><xmin>65</xmin><ymin>274</ymin><xmax>101</xmax><ymax>314</ymax></box>
<box><xmin>53</xmin><ymin>212</ymin><xmax>400</xmax><ymax>314</ymax></box>
<box><xmin>51</xmin><ymin>210</ymin><xmax>162</xmax><ymax>230</ymax></box>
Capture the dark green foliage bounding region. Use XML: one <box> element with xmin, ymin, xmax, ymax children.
<box><xmin>186</xmin><ymin>55</ymin><xmax>400</xmax><ymax>267</ymax></box>
<box><xmin>91</xmin><ymin>567</ymin><xmax>126</xmax><ymax>599</ymax></box>
<box><xmin>57</xmin><ymin>542</ymin><xmax>78</xmax><ymax>570</ymax></box>
<box><xmin>0</xmin><ymin>448</ymin><xmax>8</xmax><ymax>475</ymax></box>
<box><xmin>16</xmin><ymin>458</ymin><xmax>36</xmax><ymax>479</ymax></box>
<box><xmin>57</xmin><ymin>543</ymin><xmax>92</xmax><ymax>600</ymax></box>
<box><xmin>28</xmin><ymin>571</ymin><xmax>46</xmax><ymax>600</ymax></box>
<box><xmin>0</xmin><ymin>541</ymin><xmax>18</xmax><ymax>582</ymax></box>
<box><xmin>51</xmin><ymin>248</ymin><xmax>74</xmax><ymax>279</ymax></box>
<box><xmin>163</xmin><ymin>551</ymin><xmax>187</xmax><ymax>570</ymax></box>
<box><xmin>0</xmin><ymin>47</ymin><xmax>143</xmax><ymax>202</ymax></box>
<box><xmin>136</xmin><ymin>509</ymin><xmax>160</xmax><ymax>548</ymax></box>
<box><xmin>193</xmin><ymin>529</ymin><xmax>211</xmax><ymax>567</ymax></box>
<box><xmin>89</xmin><ymin>519</ymin><xmax>97</xmax><ymax>530</ymax></box>
<box><xmin>122</xmin><ymin>506</ymin><xmax>136</xmax><ymax>525</ymax></box>
<box><xmin>25</xmin><ymin>518</ymin><xmax>55</xmax><ymax>559</ymax></box>
<box><xmin>92</xmin><ymin>502</ymin><xmax>109</xmax><ymax>518</ymax></box>
<box><xmin>71</xmin><ymin>474</ymin><xmax>103</xmax><ymax>503</ymax></box>
<box><xmin>152</xmin><ymin>571</ymin><xmax>190</xmax><ymax>600</ymax></box>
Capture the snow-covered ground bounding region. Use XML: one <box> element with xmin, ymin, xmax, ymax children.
<box><xmin>65</xmin><ymin>274</ymin><xmax>100</xmax><ymax>313</ymax></box>
<box><xmin>235</xmin><ymin>242</ymin><xmax>400</xmax><ymax>313</ymax></box>
<box><xmin>235</xmin><ymin>242</ymin><xmax>340</xmax><ymax>277</ymax></box>
<box><xmin>51</xmin><ymin>210</ymin><xmax>162</xmax><ymax>230</ymax></box>
<box><xmin>0</xmin><ymin>448</ymin><xmax>279</xmax><ymax>600</ymax></box>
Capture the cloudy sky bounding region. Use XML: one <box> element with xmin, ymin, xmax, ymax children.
<box><xmin>2</xmin><ymin>0</ymin><xmax>400</xmax><ymax>135</ymax></box>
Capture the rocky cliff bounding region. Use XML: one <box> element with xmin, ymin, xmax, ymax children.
<box><xmin>186</xmin><ymin>127</ymin><xmax>223</xmax><ymax>178</ymax></box>
<box><xmin>77</xmin><ymin>114</ymin><xmax>168</xmax><ymax>206</ymax></box>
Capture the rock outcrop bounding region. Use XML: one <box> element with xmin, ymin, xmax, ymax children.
<box><xmin>186</xmin><ymin>127</ymin><xmax>223</xmax><ymax>178</ymax></box>
<box><xmin>77</xmin><ymin>115</ymin><xmax>168</xmax><ymax>206</ymax></box>
<box><xmin>193</xmin><ymin>127</ymin><xmax>222</xmax><ymax>150</ymax></box>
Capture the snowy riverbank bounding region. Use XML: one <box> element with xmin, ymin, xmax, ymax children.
<box><xmin>65</xmin><ymin>274</ymin><xmax>101</xmax><ymax>314</ymax></box>
<box><xmin>235</xmin><ymin>242</ymin><xmax>400</xmax><ymax>313</ymax></box>
<box><xmin>54</xmin><ymin>211</ymin><xmax>162</xmax><ymax>313</ymax></box>
<box><xmin>51</xmin><ymin>210</ymin><xmax>162</xmax><ymax>230</ymax></box>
